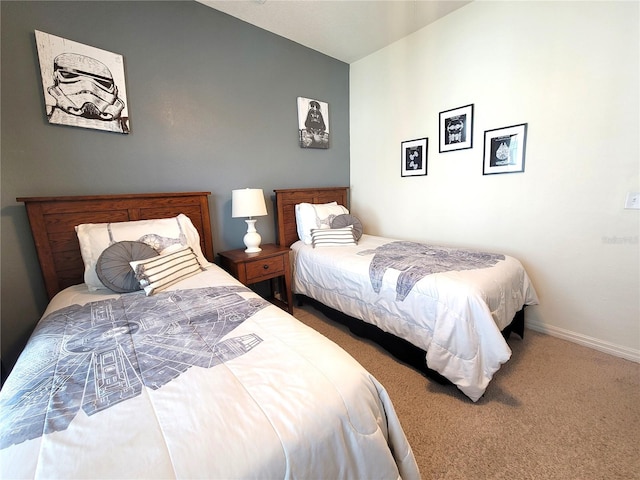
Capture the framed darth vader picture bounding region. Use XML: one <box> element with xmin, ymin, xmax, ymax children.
<box><xmin>297</xmin><ymin>97</ymin><xmax>329</xmax><ymax>149</ymax></box>
<box><xmin>35</xmin><ymin>30</ymin><xmax>130</xmax><ymax>134</ymax></box>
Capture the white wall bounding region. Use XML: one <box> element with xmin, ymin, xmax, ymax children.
<box><xmin>349</xmin><ymin>1</ymin><xmax>639</xmax><ymax>360</ymax></box>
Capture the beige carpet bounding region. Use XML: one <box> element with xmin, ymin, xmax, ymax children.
<box><xmin>293</xmin><ymin>304</ymin><xmax>640</xmax><ymax>480</ymax></box>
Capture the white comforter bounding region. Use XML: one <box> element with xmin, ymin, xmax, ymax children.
<box><xmin>0</xmin><ymin>265</ymin><xmax>419</xmax><ymax>480</ymax></box>
<box><xmin>291</xmin><ymin>234</ymin><xmax>539</xmax><ymax>402</ymax></box>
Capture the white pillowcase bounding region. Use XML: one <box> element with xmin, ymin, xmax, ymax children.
<box><xmin>130</xmin><ymin>245</ymin><xmax>204</xmax><ymax>296</ymax></box>
<box><xmin>295</xmin><ymin>202</ymin><xmax>349</xmax><ymax>244</ymax></box>
<box><xmin>311</xmin><ymin>226</ymin><xmax>356</xmax><ymax>248</ymax></box>
<box><xmin>76</xmin><ymin>214</ymin><xmax>209</xmax><ymax>291</ymax></box>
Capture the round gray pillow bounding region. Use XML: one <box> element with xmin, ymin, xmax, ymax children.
<box><xmin>96</xmin><ymin>241</ymin><xmax>159</xmax><ymax>293</ymax></box>
<box><xmin>331</xmin><ymin>214</ymin><xmax>363</xmax><ymax>240</ymax></box>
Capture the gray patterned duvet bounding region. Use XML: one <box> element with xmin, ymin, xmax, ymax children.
<box><xmin>0</xmin><ymin>267</ymin><xmax>419</xmax><ymax>479</ymax></box>
<box><xmin>292</xmin><ymin>234</ymin><xmax>539</xmax><ymax>401</ymax></box>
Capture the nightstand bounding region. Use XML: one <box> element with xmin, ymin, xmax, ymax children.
<box><xmin>218</xmin><ymin>244</ymin><xmax>294</xmax><ymax>314</ymax></box>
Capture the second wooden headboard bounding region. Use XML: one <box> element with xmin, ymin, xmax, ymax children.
<box><xmin>273</xmin><ymin>187</ymin><xmax>349</xmax><ymax>247</ymax></box>
<box><xmin>17</xmin><ymin>192</ymin><xmax>214</xmax><ymax>299</ymax></box>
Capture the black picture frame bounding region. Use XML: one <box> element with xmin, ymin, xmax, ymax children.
<box><xmin>401</xmin><ymin>137</ymin><xmax>428</xmax><ymax>177</ymax></box>
<box><xmin>439</xmin><ymin>104</ymin><xmax>473</xmax><ymax>153</ymax></box>
<box><xmin>482</xmin><ymin>123</ymin><xmax>528</xmax><ymax>175</ymax></box>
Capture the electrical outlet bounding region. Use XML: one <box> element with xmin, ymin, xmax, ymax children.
<box><xmin>624</xmin><ymin>192</ymin><xmax>640</xmax><ymax>209</ymax></box>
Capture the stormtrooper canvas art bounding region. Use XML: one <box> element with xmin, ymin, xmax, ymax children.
<box><xmin>35</xmin><ymin>30</ymin><xmax>130</xmax><ymax>134</ymax></box>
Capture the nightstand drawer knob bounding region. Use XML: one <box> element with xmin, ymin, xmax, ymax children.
<box><xmin>263</xmin><ymin>264</ymin><xmax>269</xmax><ymax>270</ymax></box>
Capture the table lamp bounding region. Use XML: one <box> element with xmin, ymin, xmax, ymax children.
<box><xmin>232</xmin><ymin>188</ymin><xmax>268</xmax><ymax>253</ymax></box>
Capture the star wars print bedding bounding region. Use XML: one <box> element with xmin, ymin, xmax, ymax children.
<box><xmin>291</xmin><ymin>234</ymin><xmax>539</xmax><ymax>401</ymax></box>
<box><xmin>0</xmin><ymin>266</ymin><xmax>419</xmax><ymax>479</ymax></box>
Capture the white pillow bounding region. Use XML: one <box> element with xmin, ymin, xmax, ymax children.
<box><xmin>76</xmin><ymin>214</ymin><xmax>209</xmax><ymax>291</ymax></box>
<box><xmin>295</xmin><ymin>202</ymin><xmax>349</xmax><ymax>244</ymax></box>
<box><xmin>130</xmin><ymin>245</ymin><xmax>204</xmax><ymax>296</ymax></box>
<box><xmin>311</xmin><ymin>226</ymin><xmax>356</xmax><ymax>248</ymax></box>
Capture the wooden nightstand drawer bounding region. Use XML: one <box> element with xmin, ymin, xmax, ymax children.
<box><xmin>245</xmin><ymin>255</ymin><xmax>285</xmax><ymax>283</ymax></box>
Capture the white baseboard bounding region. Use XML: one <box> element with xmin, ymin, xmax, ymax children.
<box><xmin>526</xmin><ymin>321</ymin><xmax>640</xmax><ymax>363</ymax></box>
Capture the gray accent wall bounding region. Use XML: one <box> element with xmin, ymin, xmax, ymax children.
<box><xmin>1</xmin><ymin>1</ymin><xmax>350</xmax><ymax>374</ymax></box>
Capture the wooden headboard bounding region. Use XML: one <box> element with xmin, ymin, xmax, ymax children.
<box><xmin>17</xmin><ymin>192</ymin><xmax>214</xmax><ymax>300</ymax></box>
<box><xmin>273</xmin><ymin>187</ymin><xmax>349</xmax><ymax>247</ymax></box>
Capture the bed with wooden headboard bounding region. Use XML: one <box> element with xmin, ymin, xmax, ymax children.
<box><xmin>17</xmin><ymin>191</ymin><xmax>214</xmax><ymax>299</ymax></box>
<box><xmin>274</xmin><ymin>186</ymin><xmax>348</xmax><ymax>248</ymax></box>
<box><xmin>273</xmin><ymin>186</ymin><xmax>538</xmax><ymax>401</ymax></box>
<box><xmin>3</xmin><ymin>190</ymin><xmax>420</xmax><ymax>479</ymax></box>
<box><xmin>273</xmin><ymin>186</ymin><xmax>443</xmax><ymax>376</ymax></box>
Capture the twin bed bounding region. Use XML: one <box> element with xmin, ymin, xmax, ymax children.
<box><xmin>274</xmin><ymin>187</ymin><xmax>539</xmax><ymax>402</ymax></box>
<box><xmin>1</xmin><ymin>192</ymin><xmax>419</xmax><ymax>479</ymax></box>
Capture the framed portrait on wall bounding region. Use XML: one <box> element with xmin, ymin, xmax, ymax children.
<box><xmin>35</xmin><ymin>30</ymin><xmax>130</xmax><ymax>134</ymax></box>
<box><xmin>483</xmin><ymin>123</ymin><xmax>528</xmax><ymax>175</ymax></box>
<box><xmin>297</xmin><ymin>97</ymin><xmax>329</xmax><ymax>149</ymax></box>
<box><xmin>439</xmin><ymin>104</ymin><xmax>473</xmax><ymax>152</ymax></box>
<box><xmin>401</xmin><ymin>137</ymin><xmax>428</xmax><ymax>177</ymax></box>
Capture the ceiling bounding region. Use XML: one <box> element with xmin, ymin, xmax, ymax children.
<box><xmin>197</xmin><ymin>0</ymin><xmax>472</xmax><ymax>64</ymax></box>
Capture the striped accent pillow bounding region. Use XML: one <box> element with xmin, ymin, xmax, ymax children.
<box><xmin>130</xmin><ymin>245</ymin><xmax>204</xmax><ymax>295</ymax></box>
<box><xmin>310</xmin><ymin>226</ymin><xmax>356</xmax><ymax>248</ymax></box>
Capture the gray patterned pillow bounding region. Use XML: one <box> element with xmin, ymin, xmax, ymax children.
<box><xmin>331</xmin><ymin>214</ymin><xmax>363</xmax><ymax>240</ymax></box>
<box><xmin>96</xmin><ymin>241</ymin><xmax>159</xmax><ymax>293</ymax></box>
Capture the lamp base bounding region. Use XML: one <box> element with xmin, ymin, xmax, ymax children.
<box><xmin>243</xmin><ymin>219</ymin><xmax>262</xmax><ymax>253</ymax></box>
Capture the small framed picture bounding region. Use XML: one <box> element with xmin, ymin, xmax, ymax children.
<box><xmin>483</xmin><ymin>123</ymin><xmax>528</xmax><ymax>175</ymax></box>
<box><xmin>401</xmin><ymin>137</ymin><xmax>428</xmax><ymax>177</ymax></box>
<box><xmin>297</xmin><ymin>97</ymin><xmax>329</xmax><ymax>149</ymax></box>
<box><xmin>439</xmin><ymin>104</ymin><xmax>473</xmax><ymax>152</ymax></box>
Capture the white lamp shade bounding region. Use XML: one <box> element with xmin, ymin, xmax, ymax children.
<box><xmin>232</xmin><ymin>188</ymin><xmax>268</xmax><ymax>218</ymax></box>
